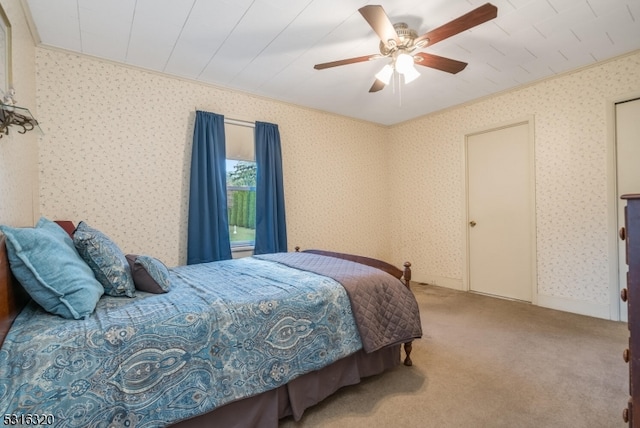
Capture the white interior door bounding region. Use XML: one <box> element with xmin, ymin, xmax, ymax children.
<box><xmin>617</xmin><ymin>97</ymin><xmax>640</xmax><ymax>322</ymax></box>
<box><xmin>467</xmin><ymin>122</ymin><xmax>534</xmax><ymax>302</ymax></box>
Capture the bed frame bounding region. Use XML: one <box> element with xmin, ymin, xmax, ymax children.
<box><xmin>0</xmin><ymin>235</ymin><xmax>29</xmax><ymax>348</ymax></box>
<box><xmin>0</xmin><ymin>235</ymin><xmax>416</xmax><ymax>426</ymax></box>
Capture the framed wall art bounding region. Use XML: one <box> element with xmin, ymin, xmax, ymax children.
<box><xmin>0</xmin><ymin>4</ymin><xmax>11</xmax><ymax>98</ymax></box>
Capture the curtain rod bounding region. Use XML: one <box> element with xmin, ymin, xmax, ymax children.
<box><xmin>194</xmin><ymin>109</ymin><xmax>256</xmax><ymax>128</ymax></box>
<box><xmin>224</xmin><ymin>118</ymin><xmax>255</xmax><ymax>128</ymax></box>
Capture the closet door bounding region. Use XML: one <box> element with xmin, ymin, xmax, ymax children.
<box><xmin>466</xmin><ymin>121</ymin><xmax>535</xmax><ymax>302</ymax></box>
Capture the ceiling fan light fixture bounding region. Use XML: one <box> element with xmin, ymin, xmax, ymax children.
<box><xmin>402</xmin><ymin>65</ymin><xmax>420</xmax><ymax>84</ymax></box>
<box><xmin>395</xmin><ymin>53</ymin><xmax>414</xmax><ymax>74</ymax></box>
<box><xmin>375</xmin><ymin>64</ymin><xmax>394</xmax><ymax>85</ymax></box>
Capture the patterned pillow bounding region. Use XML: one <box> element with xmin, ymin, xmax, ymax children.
<box><xmin>125</xmin><ymin>254</ymin><xmax>171</xmax><ymax>294</ymax></box>
<box><xmin>0</xmin><ymin>217</ymin><xmax>104</xmax><ymax>319</ymax></box>
<box><xmin>73</xmin><ymin>221</ymin><xmax>135</xmax><ymax>297</ymax></box>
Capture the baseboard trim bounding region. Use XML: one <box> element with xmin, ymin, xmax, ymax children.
<box><xmin>416</xmin><ymin>275</ymin><xmax>464</xmax><ymax>291</ymax></box>
<box><xmin>537</xmin><ymin>294</ymin><xmax>611</xmax><ymax>320</ymax></box>
<box><xmin>416</xmin><ymin>277</ymin><xmax>611</xmax><ymax>320</ymax></box>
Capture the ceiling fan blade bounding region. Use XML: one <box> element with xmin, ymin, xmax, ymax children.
<box><xmin>358</xmin><ymin>5</ymin><xmax>400</xmax><ymax>48</ymax></box>
<box><xmin>415</xmin><ymin>3</ymin><xmax>498</xmax><ymax>47</ymax></box>
<box><xmin>314</xmin><ymin>54</ymin><xmax>381</xmax><ymax>70</ymax></box>
<box><xmin>413</xmin><ymin>52</ymin><xmax>467</xmax><ymax>74</ymax></box>
<box><xmin>369</xmin><ymin>79</ymin><xmax>386</xmax><ymax>93</ymax></box>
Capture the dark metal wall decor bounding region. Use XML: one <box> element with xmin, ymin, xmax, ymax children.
<box><xmin>0</xmin><ymin>6</ymin><xmax>39</xmax><ymax>139</ymax></box>
<box><xmin>0</xmin><ymin>105</ymin><xmax>38</xmax><ymax>138</ymax></box>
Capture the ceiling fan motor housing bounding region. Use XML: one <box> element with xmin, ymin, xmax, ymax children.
<box><xmin>379</xmin><ymin>23</ymin><xmax>418</xmax><ymax>55</ymax></box>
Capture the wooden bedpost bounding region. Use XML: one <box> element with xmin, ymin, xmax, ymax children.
<box><xmin>402</xmin><ymin>261</ymin><xmax>411</xmax><ymax>289</ymax></box>
<box><xmin>402</xmin><ymin>261</ymin><xmax>414</xmax><ymax>366</ymax></box>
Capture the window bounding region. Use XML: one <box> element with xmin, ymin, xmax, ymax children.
<box><xmin>225</xmin><ymin>122</ymin><xmax>256</xmax><ymax>249</ymax></box>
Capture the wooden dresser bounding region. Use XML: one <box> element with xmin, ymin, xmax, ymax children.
<box><xmin>621</xmin><ymin>194</ymin><xmax>640</xmax><ymax>426</ymax></box>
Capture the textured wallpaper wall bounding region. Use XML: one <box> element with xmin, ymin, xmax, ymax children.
<box><xmin>34</xmin><ymin>44</ymin><xmax>640</xmax><ymax>318</ymax></box>
<box><xmin>388</xmin><ymin>50</ymin><xmax>640</xmax><ymax>315</ymax></box>
<box><xmin>35</xmin><ymin>48</ymin><xmax>391</xmax><ymax>267</ymax></box>
<box><xmin>0</xmin><ymin>0</ymin><xmax>38</xmax><ymax>227</ymax></box>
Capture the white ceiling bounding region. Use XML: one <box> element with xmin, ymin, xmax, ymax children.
<box><xmin>23</xmin><ymin>0</ymin><xmax>640</xmax><ymax>126</ymax></box>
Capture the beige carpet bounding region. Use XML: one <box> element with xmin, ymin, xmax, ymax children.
<box><xmin>280</xmin><ymin>284</ymin><xmax>629</xmax><ymax>427</ymax></box>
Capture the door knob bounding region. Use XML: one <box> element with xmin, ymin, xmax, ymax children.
<box><xmin>469</xmin><ymin>221</ymin><xmax>477</xmax><ymax>227</ymax></box>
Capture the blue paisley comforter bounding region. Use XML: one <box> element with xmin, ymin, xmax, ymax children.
<box><xmin>0</xmin><ymin>257</ymin><xmax>362</xmax><ymax>427</ymax></box>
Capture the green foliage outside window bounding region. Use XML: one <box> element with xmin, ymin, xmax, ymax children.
<box><xmin>227</xmin><ymin>161</ymin><xmax>257</xmax><ymax>245</ymax></box>
<box><xmin>230</xmin><ymin>190</ymin><xmax>256</xmax><ymax>228</ymax></box>
<box><xmin>228</xmin><ymin>162</ymin><xmax>256</xmax><ymax>186</ymax></box>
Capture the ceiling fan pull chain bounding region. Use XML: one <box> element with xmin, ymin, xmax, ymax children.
<box><xmin>392</xmin><ymin>70</ymin><xmax>397</xmax><ymax>95</ymax></box>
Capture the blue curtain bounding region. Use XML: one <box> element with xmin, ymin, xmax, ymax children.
<box><xmin>254</xmin><ymin>121</ymin><xmax>287</xmax><ymax>254</ymax></box>
<box><xmin>187</xmin><ymin>111</ymin><xmax>232</xmax><ymax>264</ymax></box>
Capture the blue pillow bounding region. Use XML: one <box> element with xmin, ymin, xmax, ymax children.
<box><xmin>73</xmin><ymin>221</ymin><xmax>136</xmax><ymax>297</ymax></box>
<box><xmin>0</xmin><ymin>218</ymin><xmax>104</xmax><ymax>319</ymax></box>
<box><xmin>125</xmin><ymin>254</ymin><xmax>171</xmax><ymax>294</ymax></box>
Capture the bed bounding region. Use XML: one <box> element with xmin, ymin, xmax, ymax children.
<box><xmin>0</xmin><ymin>220</ymin><xmax>422</xmax><ymax>428</ymax></box>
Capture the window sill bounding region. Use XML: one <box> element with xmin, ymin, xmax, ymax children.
<box><xmin>232</xmin><ymin>245</ymin><xmax>254</xmax><ymax>253</ymax></box>
<box><xmin>231</xmin><ymin>245</ymin><xmax>254</xmax><ymax>259</ymax></box>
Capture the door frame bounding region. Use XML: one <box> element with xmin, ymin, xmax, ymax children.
<box><xmin>606</xmin><ymin>91</ymin><xmax>640</xmax><ymax>322</ymax></box>
<box><xmin>462</xmin><ymin>116</ymin><xmax>538</xmax><ymax>304</ymax></box>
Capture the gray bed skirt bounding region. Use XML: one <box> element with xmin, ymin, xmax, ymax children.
<box><xmin>172</xmin><ymin>345</ymin><xmax>401</xmax><ymax>428</ymax></box>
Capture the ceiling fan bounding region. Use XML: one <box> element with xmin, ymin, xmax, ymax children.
<box><xmin>314</xmin><ymin>3</ymin><xmax>498</xmax><ymax>93</ymax></box>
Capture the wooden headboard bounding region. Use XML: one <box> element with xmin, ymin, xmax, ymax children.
<box><xmin>0</xmin><ymin>235</ymin><xmax>30</xmax><ymax>347</ymax></box>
